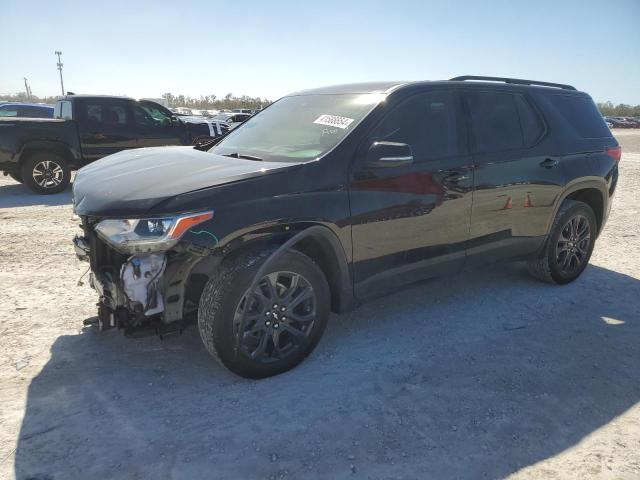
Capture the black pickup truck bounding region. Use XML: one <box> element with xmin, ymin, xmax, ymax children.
<box><xmin>0</xmin><ymin>95</ymin><xmax>212</xmax><ymax>194</ymax></box>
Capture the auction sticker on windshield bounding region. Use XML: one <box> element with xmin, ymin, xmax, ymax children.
<box><xmin>313</xmin><ymin>114</ymin><xmax>354</xmax><ymax>129</ymax></box>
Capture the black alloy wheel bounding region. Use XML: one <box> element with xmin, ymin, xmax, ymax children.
<box><xmin>527</xmin><ymin>199</ymin><xmax>597</xmax><ymax>284</ymax></box>
<box><xmin>198</xmin><ymin>249</ymin><xmax>330</xmax><ymax>378</ymax></box>
<box><xmin>554</xmin><ymin>214</ymin><xmax>591</xmax><ymax>275</ymax></box>
<box><xmin>234</xmin><ymin>271</ymin><xmax>317</xmax><ymax>363</ymax></box>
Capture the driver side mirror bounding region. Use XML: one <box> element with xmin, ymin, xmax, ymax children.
<box><xmin>171</xmin><ymin>115</ymin><xmax>181</xmax><ymax>125</ymax></box>
<box><xmin>365</xmin><ymin>141</ymin><xmax>414</xmax><ymax>168</ymax></box>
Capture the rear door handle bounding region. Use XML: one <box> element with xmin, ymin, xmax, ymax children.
<box><xmin>540</xmin><ymin>158</ymin><xmax>558</xmax><ymax>168</ymax></box>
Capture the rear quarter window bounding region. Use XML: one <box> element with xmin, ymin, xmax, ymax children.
<box><xmin>545</xmin><ymin>94</ymin><xmax>611</xmax><ymax>138</ymax></box>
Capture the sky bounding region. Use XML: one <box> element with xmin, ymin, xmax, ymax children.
<box><xmin>1</xmin><ymin>0</ymin><xmax>639</xmax><ymax>104</ymax></box>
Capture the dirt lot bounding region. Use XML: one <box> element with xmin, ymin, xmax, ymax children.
<box><xmin>1</xmin><ymin>131</ymin><xmax>639</xmax><ymax>480</ymax></box>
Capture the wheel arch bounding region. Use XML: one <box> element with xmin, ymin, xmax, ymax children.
<box><xmin>550</xmin><ymin>179</ymin><xmax>608</xmax><ymax>236</ymax></box>
<box><xmin>18</xmin><ymin>141</ymin><xmax>77</xmax><ymax>168</ymax></box>
<box><xmin>565</xmin><ymin>188</ymin><xmax>604</xmax><ymax>234</ymax></box>
<box><xmin>182</xmin><ymin>223</ymin><xmax>355</xmax><ymax>321</ymax></box>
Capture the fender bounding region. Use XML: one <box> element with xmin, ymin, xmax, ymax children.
<box><xmin>545</xmin><ymin>177</ymin><xmax>608</xmax><ymax>236</ymax></box>
<box><xmin>219</xmin><ymin>222</ymin><xmax>355</xmax><ymax>313</ymax></box>
<box><xmin>167</xmin><ymin>222</ymin><xmax>354</xmax><ymax>324</ymax></box>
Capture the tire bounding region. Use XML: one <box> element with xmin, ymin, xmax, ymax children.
<box><xmin>198</xmin><ymin>248</ymin><xmax>330</xmax><ymax>378</ymax></box>
<box><xmin>527</xmin><ymin>200</ymin><xmax>597</xmax><ymax>284</ymax></box>
<box><xmin>21</xmin><ymin>152</ymin><xmax>71</xmax><ymax>194</ymax></box>
<box><xmin>8</xmin><ymin>171</ymin><xmax>23</xmax><ymax>183</ymax></box>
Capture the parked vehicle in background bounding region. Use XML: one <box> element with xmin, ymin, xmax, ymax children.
<box><xmin>179</xmin><ymin>115</ymin><xmax>231</xmax><ymax>137</ymax></box>
<box><xmin>71</xmin><ymin>76</ymin><xmax>620</xmax><ymax>378</ymax></box>
<box><xmin>212</xmin><ymin>112</ymin><xmax>252</xmax><ymax>129</ymax></box>
<box><xmin>232</xmin><ymin>108</ymin><xmax>253</xmax><ymax>114</ymax></box>
<box><xmin>620</xmin><ymin>117</ymin><xmax>640</xmax><ymax>128</ymax></box>
<box><xmin>0</xmin><ymin>102</ymin><xmax>54</xmax><ymax>118</ymax></box>
<box><xmin>171</xmin><ymin>107</ymin><xmax>194</xmax><ymax>116</ymax></box>
<box><xmin>0</xmin><ymin>95</ymin><xmax>212</xmax><ymax>193</ymax></box>
<box><xmin>605</xmin><ymin>117</ymin><xmax>634</xmax><ymax>128</ymax></box>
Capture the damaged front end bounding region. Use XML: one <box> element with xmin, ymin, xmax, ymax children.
<box><xmin>73</xmin><ymin>212</ymin><xmax>218</xmax><ymax>335</ymax></box>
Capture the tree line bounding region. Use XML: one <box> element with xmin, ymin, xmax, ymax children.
<box><xmin>0</xmin><ymin>92</ymin><xmax>271</xmax><ymax>110</ymax></box>
<box><xmin>161</xmin><ymin>93</ymin><xmax>270</xmax><ymax>110</ymax></box>
<box><xmin>1</xmin><ymin>91</ymin><xmax>638</xmax><ymax>117</ymax></box>
<box><xmin>596</xmin><ymin>102</ymin><xmax>640</xmax><ymax>117</ymax></box>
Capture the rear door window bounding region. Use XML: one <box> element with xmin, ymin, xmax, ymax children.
<box><xmin>467</xmin><ymin>91</ymin><xmax>523</xmax><ymax>152</ymax></box>
<box><xmin>84</xmin><ymin>103</ymin><xmax>128</xmax><ymax>127</ymax></box>
<box><xmin>515</xmin><ymin>95</ymin><xmax>544</xmax><ymax>145</ymax></box>
<box><xmin>545</xmin><ymin>94</ymin><xmax>610</xmax><ymax>138</ymax></box>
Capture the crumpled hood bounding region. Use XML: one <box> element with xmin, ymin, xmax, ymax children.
<box><xmin>73</xmin><ymin>146</ymin><xmax>302</xmax><ymax>216</ymax></box>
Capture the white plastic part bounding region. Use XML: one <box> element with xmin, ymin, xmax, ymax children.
<box><xmin>120</xmin><ymin>254</ymin><xmax>167</xmax><ymax>316</ymax></box>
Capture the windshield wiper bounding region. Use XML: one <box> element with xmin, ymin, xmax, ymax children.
<box><xmin>223</xmin><ymin>152</ymin><xmax>263</xmax><ymax>161</ymax></box>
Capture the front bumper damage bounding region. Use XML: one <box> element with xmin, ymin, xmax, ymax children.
<box><xmin>73</xmin><ymin>225</ymin><xmax>216</xmax><ymax>335</ymax></box>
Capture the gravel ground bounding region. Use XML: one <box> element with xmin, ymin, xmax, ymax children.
<box><xmin>1</xmin><ymin>130</ymin><xmax>639</xmax><ymax>480</ymax></box>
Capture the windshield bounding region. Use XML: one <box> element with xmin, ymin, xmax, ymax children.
<box><xmin>210</xmin><ymin>93</ymin><xmax>384</xmax><ymax>162</ymax></box>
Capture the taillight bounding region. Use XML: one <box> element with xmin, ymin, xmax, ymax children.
<box><xmin>606</xmin><ymin>145</ymin><xmax>622</xmax><ymax>162</ymax></box>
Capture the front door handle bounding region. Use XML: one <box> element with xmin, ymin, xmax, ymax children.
<box><xmin>540</xmin><ymin>158</ymin><xmax>558</xmax><ymax>169</ymax></box>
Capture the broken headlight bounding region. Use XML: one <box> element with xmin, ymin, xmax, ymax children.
<box><xmin>95</xmin><ymin>211</ymin><xmax>213</xmax><ymax>254</ymax></box>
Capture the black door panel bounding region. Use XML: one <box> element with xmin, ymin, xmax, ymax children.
<box><xmin>77</xmin><ymin>99</ymin><xmax>138</xmax><ymax>162</ymax></box>
<box><xmin>350</xmin><ymin>160</ymin><xmax>473</xmax><ymax>294</ymax></box>
<box><xmin>464</xmin><ymin>91</ymin><xmax>566</xmax><ymax>265</ymax></box>
<box><xmin>349</xmin><ymin>89</ymin><xmax>472</xmax><ymax>297</ymax></box>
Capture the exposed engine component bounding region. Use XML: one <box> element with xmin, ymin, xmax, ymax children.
<box><xmin>120</xmin><ymin>254</ymin><xmax>167</xmax><ymax>316</ymax></box>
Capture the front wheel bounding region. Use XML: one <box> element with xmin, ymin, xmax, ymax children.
<box><xmin>528</xmin><ymin>200</ymin><xmax>597</xmax><ymax>284</ymax></box>
<box><xmin>21</xmin><ymin>153</ymin><xmax>71</xmax><ymax>194</ymax></box>
<box><xmin>198</xmin><ymin>249</ymin><xmax>330</xmax><ymax>378</ymax></box>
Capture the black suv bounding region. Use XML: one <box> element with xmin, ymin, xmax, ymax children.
<box><xmin>72</xmin><ymin>76</ymin><xmax>621</xmax><ymax>378</ymax></box>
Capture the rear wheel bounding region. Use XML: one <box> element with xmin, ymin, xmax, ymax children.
<box><xmin>21</xmin><ymin>152</ymin><xmax>71</xmax><ymax>194</ymax></box>
<box><xmin>198</xmin><ymin>249</ymin><xmax>330</xmax><ymax>378</ymax></box>
<box><xmin>528</xmin><ymin>200</ymin><xmax>597</xmax><ymax>284</ymax></box>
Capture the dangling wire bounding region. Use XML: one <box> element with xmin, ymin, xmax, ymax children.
<box><xmin>77</xmin><ymin>265</ymin><xmax>91</xmax><ymax>286</ymax></box>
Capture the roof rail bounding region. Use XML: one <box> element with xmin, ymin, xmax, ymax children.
<box><xmin>449</xmin><ymin>75</ymin><xmax>576</xmax><ymax>91</ymax></box>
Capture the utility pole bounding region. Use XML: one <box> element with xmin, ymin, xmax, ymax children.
<box><xmin>54</xmin><ymin>50</ymin><xmax>65</xmax><ymax>96</ymax></box>
<box><xmin>23</xmin><ymin>77</ymin><xmax>32</xmax><ymax>100</ymax></box>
